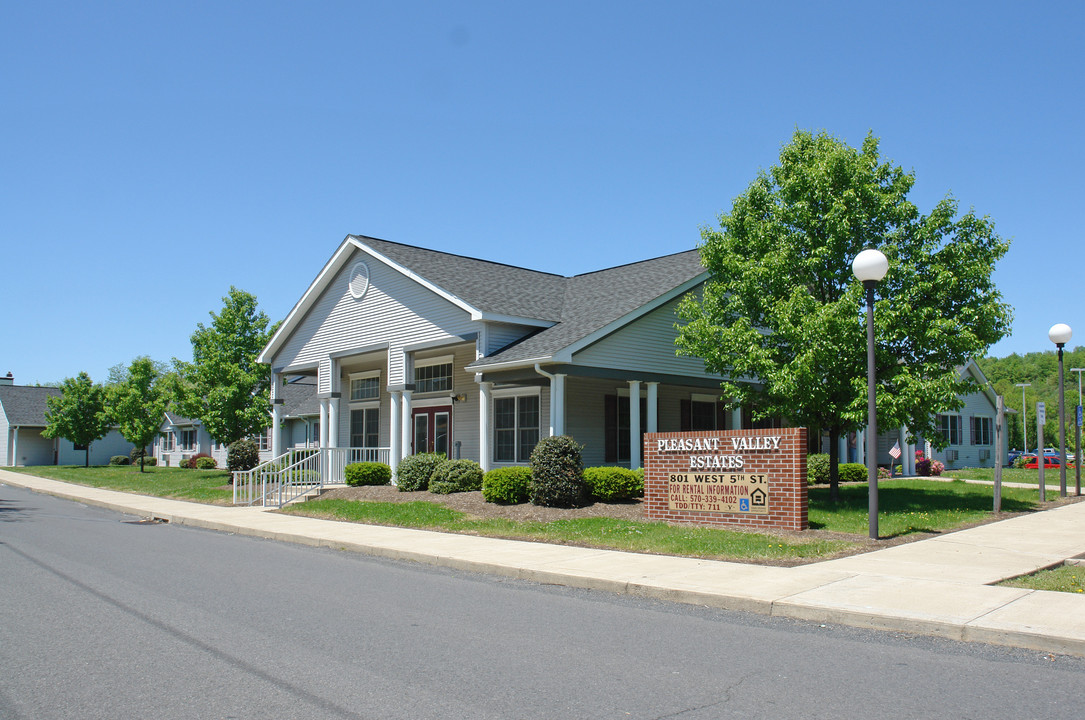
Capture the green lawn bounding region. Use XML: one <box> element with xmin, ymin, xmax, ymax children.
<box><xmin>279</xmin><ymin>498</ymin><xmax>850</xmax><ymax>562</ymax></box>
<box><xmin>7</xmin><ymin>465</ymin><xmax>234</xmax><ymax>504</ymax></box>
<box><xmin>808</xmin><ymin>478</ymin><xmax>1042</xmax><ymax>537</ymax></box>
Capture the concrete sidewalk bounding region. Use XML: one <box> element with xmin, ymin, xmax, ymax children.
<box><xmin>4</xmin><ymin>468</ymin><xmax>1085</xmax><ymax>656</ymax></box>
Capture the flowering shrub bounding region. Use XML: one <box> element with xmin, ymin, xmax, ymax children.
<box><xmin>877</xmin><ymin>467</ymin><xmax>891</xmax><ymax>480</ymax></box>
<box><xmin>915</xmin><ymin>451</ymin><xmax>945</xmax><ymax>477</ymax></box>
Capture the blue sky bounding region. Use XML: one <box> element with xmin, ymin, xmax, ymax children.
<box><xmin>3</xmin><ymin>1</ymin><xmax>1082</xmax><ymax>386</ymax></box>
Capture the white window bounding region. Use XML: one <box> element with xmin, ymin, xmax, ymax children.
<box><xmin>180</xmin><ymin>428</ymin><xmax>197</xmax><ymax>451</ymax></box>
<box><xmin>255</xmin><ymin>429</ymin><xmax>271</xmax><ymax>451</ymax></box>
<box><xmin>414</xmin><ymin>357</ymin><xmax>453</xmax><ymax>394</ymax></box>
<box><xmin>350</xmin><ymin>371</ymin><xmax>381</xmax><ymax>401</ymax></box>
<box><xmin>972</xmin><ymin>416</ymin><xmax>993</xmax><ymax>446</ymax></box>
<box><xmin>494</xmin><ymin>395</ymin><xmax>540</xmax><ymax>463</ymax></box>
<box><xmin>939</xmin><ymin>414</ymin><xmax>962</xmax><ymax>445</ymax></box>
<box><xmin>161</xmin><ymin>432</ymin><xmax>174</xmax><ymax>452</ymax></box>
<box><xmin>350</xmin><ymin>408</ymin><xmax>380</xmax><ymax>448</ymax></box>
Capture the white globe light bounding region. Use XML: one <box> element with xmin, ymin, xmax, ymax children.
<box><xmin>852</xmin><ymin>248</ymin><xmax>889</xmax><ymax>283</ymax></box>
<box><xmin>1049</xmin><ymin>323</ymin><xmax>1073</xmax><ymax>345</ymax></box>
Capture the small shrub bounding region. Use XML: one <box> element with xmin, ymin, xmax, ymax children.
<box><xmin>141</xmin><ymin>456</ymin><xmax>157</xmax><ymax>467</ymax></box>
<box><xmin>929</xmin><ymin>459</ymin><xmax>945</xmax><ymax>476</ymax></box>
<box><xmin>183</xmin><ymin>452</ymin><xmax>212</xmax><ymax>470</ymax></box>
<box><xmin>529</xmin><ymin>435</ymin><xmax>584</xmax><ymax>508</ymax></box>
<box><xmin>109</xmin><ymin>455</ymin><xmax>130</xmax><ymax>466</ymax></box>
<box><xmin>195</xmin><ymin>456</ymin><xmax>217</xmax><ymax>470</ymax></box>
<box><xmin>129</xmin><ymin>447</ymin><xmax>149</xmax><ymax>464</ymax></box>
<box><xmin>838</xmin><ymin>463</ymin><xmax>867</xmax><ymax>483</ymax></box>
<box><xmin>877</xmin><ymin>466</ymin><xmax>891</xmax><ymax>480</ymax></box>
<box><xmin>345</xmin><ymin>462</ymin><xmax>392</xmax><ymax>486</ymax></box>
<box><xmin>396</xmin><ymin>452</ymin><xmax>446</xmax><ymax>492</ymax></box>
<box><xmin>428</xmin><ymin>459</ymin><xmax>483</xmax><ymax>494</ymax></box>
<box><xmin>583</xmin><ymin>466</ymin><xmax>643</xmax><ymax>501</ymax></box>
<box><xmin>1012</xmin><ymin>456</ymin><xmax>1028</xmax><ymax>469</ymax></box>
<box><xmin>227</xmin><ymin>438</ymin><xmax>261</xmax><ymax>474</ymax></box>
<box><xmin>807</xmin><ymin>454</ymin><xmax>830</xmax><ymax>484</ymax></box>
<box><xmin>482</xmin><ymin>466</ymin><xmax>532</xmax><ymax>504</ymax></box>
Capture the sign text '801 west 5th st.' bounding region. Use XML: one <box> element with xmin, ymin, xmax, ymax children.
<box><xmin>643</xmin><ymin>428</ymin><xmax>808</xmax><ymax>531</ymax></box>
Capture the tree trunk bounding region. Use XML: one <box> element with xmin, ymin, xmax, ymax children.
<box><xmin>828</xmin><ymin>428</ymin><xmax>841</xmax><ymax>503</ymax></box>
<box><xmin>84</xmin><ymin>446</ymin><xmax>90</xmax><ymax>468</ymax></box>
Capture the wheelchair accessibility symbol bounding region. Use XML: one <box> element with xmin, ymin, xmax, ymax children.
<box><xmin>739</xmin><ymin>498</ymin><xmax>750</xmax><ymax>512</ymax></box>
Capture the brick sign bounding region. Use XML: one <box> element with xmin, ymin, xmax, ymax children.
<box><xmin>643</xmin><ymin>428</ymin><xmax>808</xmax><ymax>531</ymax></box>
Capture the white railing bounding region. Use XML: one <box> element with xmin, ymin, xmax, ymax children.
<box><xmin>232</xmin><ymin>447</ymin><xmax>391</xmax><ymax>508</ymax></box>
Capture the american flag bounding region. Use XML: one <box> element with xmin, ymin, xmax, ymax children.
<box><xmin>888</xmin><ymin>440</ymin><xmax>902</xmax><ymax>459</ymax></box>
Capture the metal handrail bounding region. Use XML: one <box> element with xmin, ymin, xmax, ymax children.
<box><xmin>233</xmin><ymin>447</ymin><xmax>390</xmax><ymax>507</ymax></box>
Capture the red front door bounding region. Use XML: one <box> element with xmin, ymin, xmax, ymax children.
<box><xmin>412</xmin><ymin>406</ymin><xmax>451</xmax><ymax>457</ymax></box>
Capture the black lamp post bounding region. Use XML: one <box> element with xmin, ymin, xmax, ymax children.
<box><xmin>1049</xmin><ymin>323</ymin><xmax>1072</xmax><ymax>497</ymax></box>
<box><xmin>853</xmin><ymin>248</ymin><xmax>889</xmax><ymax>540</ymax></box>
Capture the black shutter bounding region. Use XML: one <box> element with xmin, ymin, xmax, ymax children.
<box><xmin>680</xmin><ymin>399</ymin><xmax>691</xmax><ymax>432</ymax></box>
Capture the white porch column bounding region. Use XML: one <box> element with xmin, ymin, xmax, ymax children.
<box><xmin>400</xmin><ymin>389</ymin><xmax>413</xmax><ymax>460</ymax></box>
<box><xmin>838</xmin><ymin>435</ymin><xmax>848</xmax><ymax>464</ymax></box>
<box><xmin>389</xmin><ymin>391</ymin><xmax>402</xmax><ymax>475</ymax></box>
<box><xmin>479</xmin><ymin>381</ymin><xmax>492</xmax><ymax>472</ymax></box>
<box><xmin>11</xmin><ymin>427</ymin><xmax>18</xmax><ymax>466</ymax></box>
<box><xmin>328</xmin><ymin>396</ymin><xmax>341</xmax><ymax>449</ymax></box>
<box><xmin>856</xmin><ymin>429</ymin><xmax>865</xmax><ymax>465</ymax></box>
<box><xmin>552</xmin><ymin>374</ymin><xmax>566</xmax><ymax>436</ymax></box>
<box><xmin>646</xmin><ymin>382</ymin><xmax>659</xmax><ymax>433</ymax></box>
<box><xmin>271</xmin><ymin>402</ymin><xmax>283</xmax><ymax>457</ymax></box>
<box><xmin>731</xmin><ymin>404</ymin><xmax>743</xmax><ymax>431</ymax></box>
<box><xmin>629</xmin><ymin>380</ymin><xmax>642</xmax><ymax>470</ymax></box>
<box><xmin>319</xmin><ymin>399</ymin><xmax>329</xmax><ymax>448</ymax></box>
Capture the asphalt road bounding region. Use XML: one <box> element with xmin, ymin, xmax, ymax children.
<box><xmin>2</xmin><ymin>483</ymin><xmax>1083</xmax><ymax>720</ymax></box>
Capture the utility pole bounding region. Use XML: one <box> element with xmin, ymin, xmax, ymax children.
<box><xmin>1015</xmin><ymin>382</ymin><xmax>1031</xmax><ymax>453</ymax></box>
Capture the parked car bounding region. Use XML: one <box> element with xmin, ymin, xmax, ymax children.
<box><xmin>1022</xmin><ymin>455</ymin><xmax>1074</xmax><ymax>469</ymax></box>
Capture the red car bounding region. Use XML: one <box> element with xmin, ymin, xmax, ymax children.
<box><xmin>1023</xmin><ymin>454</ymin><xmax>1074</xmax><ymax>469</ymax></box>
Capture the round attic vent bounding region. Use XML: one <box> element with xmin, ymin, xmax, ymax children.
<box><xmin>349</xmin><ymin>262</ymin><xmax>370</xmax><ymax>300</ymax></box>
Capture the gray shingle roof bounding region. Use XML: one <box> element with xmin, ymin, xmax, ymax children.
<box><xmin>280</xmin><ymin>379</ymin><xmax>318</xmax><ymax>417</ymax></box>
<box><xmin>357</xmin><ymin>236</ymin><xmax>568</xmax><ymax>321</ymax></box>
<box><xmin>0</xmin><ymin>385</ymin><xmax>62</xmax><ymax>425</ymax></box>
<box><xmin>163</xmin><ymin>412</ymin><xmax>198</xmax><ymax>426</ymax></box>
<box><xmin>467</xmin><ymin>249</ymin><xmax>706</xmax><ymax>368</ymax></box>
<box><xmin>352</xmin><ymin>236</ymin><xmax>706</xmax><ymax>368</ymax></box>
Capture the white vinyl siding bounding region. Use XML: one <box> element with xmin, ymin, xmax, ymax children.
<box><xmin>485</xmin><ymin>322</ymin><xmax>536</xmax><ymax>355</ymax></box>
<box><xmin>272</xmin><ymin>248</ymin><xmax>477</xmax><ymax>387</ymax></box>
<box><xmin>570</xmin><ymin>292</ymin><xmax>720</xmax><ymax>379</ymax></box>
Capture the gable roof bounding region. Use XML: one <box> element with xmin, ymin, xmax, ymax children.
<box><xmin>260</xmin><ymin>234</ymin><xmax>708</xmax><ymax>370</ymax></box>
<box><xmin>467</xmin><ymin>249</ymin><xmax>707</xmax><ymax>369</ymax></box>
<box><xmin>0</xmin><ymin>385</ymin><xmax>62</xmax><ymax>426</ymax></box>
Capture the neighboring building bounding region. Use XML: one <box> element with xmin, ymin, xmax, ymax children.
<box><xmin>0</xmin><ymin>374</ymin><xmax>132</xmax><ymax>467</ymax></box>
<box><xmin>856</xmin><ymin>360</ymin><xmax>1010</xmax><ymax>474</ymax></box>
<box><xmin>153</xmin><ymin>379</ymin><xmax>318</xmax><ymax>467</ymax></box>
<box><xmin>257</xmin><ymin>235</ymin><xmax>753</xmax><ymax>474</ymax></box>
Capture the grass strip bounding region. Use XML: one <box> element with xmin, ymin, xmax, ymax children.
<box><xmin>7</xmin><ymin>465</ymin><xmax>235</xmax><ymax>504</ymax></box>
<box><xmin>283</xmin><ymin>498</ymin><xmax>851</xmax><ymax>562</ymax></box>
<box><xmin>999</xmin><ymin>564</ymin><xmax>1085</xmax><ymax>594</ymax></box>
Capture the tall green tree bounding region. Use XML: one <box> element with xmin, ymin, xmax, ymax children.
<box><xmin>42</xmin><ymin>372</ymin><xmax>112</xmax><ymax>467</ymax></box>
<box><xmin>174</xmin><ymin>287</ymin><xmax>280</xmax><ymax>446</ymax></box>
<box><xmin>676</xmin><ymin>130</ymin><xmax>1012</xmax><ymax>500</ymax></box>
<box><xmin>108</xmin><ymin>357</ymin><xmax>168</xmax><ymax>472</ymax></box>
